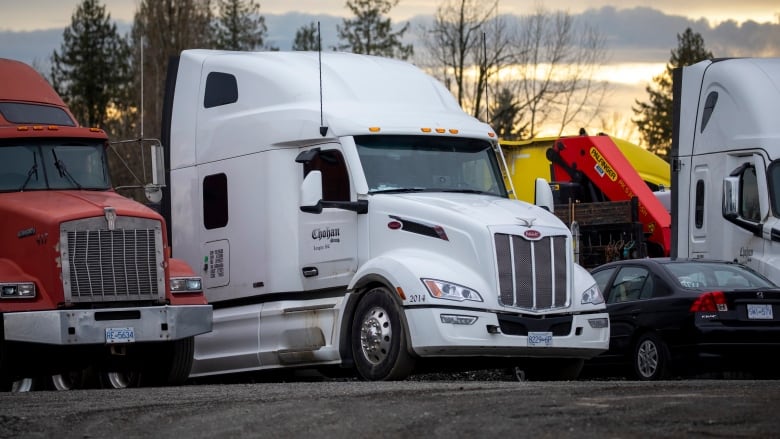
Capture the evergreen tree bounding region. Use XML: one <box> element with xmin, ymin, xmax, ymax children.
<box><xmin>293</xmin><ymin>22</ymin><xmax>319</xmax><ymax>51</ymax></box>
<box><xmin>213</xmin><ymin>0</ymin><xmax>268</xmax><ymax>51</ymax></box>
<box><xmin>633</xmin><ymin>28</ymin><xmax>713</xmax><ymax>161</ymax></box>
<box><xmin>489</xmin><ymin>87</ymin><xmax>526</xmax><ymax>140</ymax></box>
<box><xmin>50</xmin><ymin>0</ymin><xmax>132</xmax><ymax>129</ymax></box>
<box><xmin>336</xmin><ymin>0</ymin><xmax>413</xmax><ymax>60</ymax></box>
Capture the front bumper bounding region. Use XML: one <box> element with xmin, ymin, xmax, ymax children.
<box><xmin>3</xmin><ymin>305</ymin><xmax>213</xmax><ymax>345</ymax></box>
<box><xmin>405</xmin><ymin>307</ymin><xmax>610</xmax><ymax>359</ymax></box>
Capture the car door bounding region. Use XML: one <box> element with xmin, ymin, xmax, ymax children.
<box><xmin>604</xmin><ymin>265</ymin><xmax>652</xmax><ymax>357</ymax></box>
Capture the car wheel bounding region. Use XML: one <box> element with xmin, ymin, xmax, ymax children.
<box><xmin>633</xmin><ymin>332</ymin><xmax>670</xmax><ymax>380</ymax></box>
<box><xmin>351</xmin><ymin>287</ymin><xmax>415</xmax><ymax>381</ymax></box>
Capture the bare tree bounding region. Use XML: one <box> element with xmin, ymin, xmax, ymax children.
<box><xmin>419</xmin><ymin>0</ymin><xmax>514</xmax><ymax>119</ymax></box>
<box><xmin>511</xmin><ymin>8</ymin><xmax>609</xmax><ymax>138</ymax></box>
<box><xmin>131</xmin><ymin>0</ymin><xmax>213</xmax><ymax>142</ymax></box>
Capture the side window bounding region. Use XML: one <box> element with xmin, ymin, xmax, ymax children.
<box><xmin>203</xmin><ymin>173</ymin><xmax>228</xmax><ymax>229</ymax></box>
<box><xmin>739</xmin><ymin>166</ymin><xmax>760</xmax><ymax>222</ymax></box>
<box><xmin>694</xmin><ymin>179</ymin><xmax>705</xmax><ymax>228</ymax></box>
<box><xmin>608</xmin><ymin>266</ymin><xmax>649</xmax><ymax>303</ymax></box>
<box><xmin>591</xmin><ymin>268</ymin><xmax>616</xmax><ymax>298</ymax></box>
<box><xmin>204</xmin><ymin>72</ymin><xmax>238</xmax><ymax>108</ymax></box>
<box><xmin>304</xmin><ymin>149</ymin><xmax>350</xmax><ymax>202</ymax></box>
<box><xmin>767</xmin><ymin>160</ymin><xmax>780</xmax><ymax>218</ymax></box>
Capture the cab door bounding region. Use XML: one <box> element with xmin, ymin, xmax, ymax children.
<box><xmin>297</xmin><ymin>145</ymin><xmax>360</xmax><ymax>290</ymax></box>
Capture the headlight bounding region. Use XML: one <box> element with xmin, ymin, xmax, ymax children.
<box><xmin>422</xmin><ymin>279</ymin><xmax>483</xmax><ymax>302</ymax></box>
<box><xmin>170</xmin><ymin>277</ymin><xmax>202</xmax><ymax>293</ymax></box>
<box><xmin>0</xmin><ymin>282</ymin><xmax>36</xmax><ymax>299</ymax></box>
<box><xmin>581</xmin><ymin>284</ymin><xmax>604</xmax><ymax>305</ymax></box>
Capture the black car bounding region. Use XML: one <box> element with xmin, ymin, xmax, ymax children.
<box><xmin>587</xmin><ymin>258</ymin><xmax>780</xmax><ymax>380</ymax></box>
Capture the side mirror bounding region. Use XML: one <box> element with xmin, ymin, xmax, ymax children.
<box><xmin>301</xmin><ymin>170</ymin><xmax>324</xmax><ymax>213</ymax></box>
<box><xmin>534</xmin><ymin>177</ymin><xmax>554</xmax><ymax>213</ymax></box>
<box><xmin>723</xmin><ymin>176</ymin><xmax>739</xmax><ymax>219</ymax></box>
<box><xmin>145</xmin><ymin>142</ymin><xmax>166</xmax><ymax>204</ymax></box>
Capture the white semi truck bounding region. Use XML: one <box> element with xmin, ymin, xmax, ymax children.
<box><xmin>161</xmin><ymin>50</ymin><xmax>609</xmax><ymax>381</ymax></box>
<box><xmin>672</xmin><ymin>58</ymin><xmax>780</xmax><ymax>283</ymax></box>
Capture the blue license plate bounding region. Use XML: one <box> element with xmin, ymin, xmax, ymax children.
<box><xmin>105</xmin><ymin>327</ymin><xmax>135</xmax><ymax>343</ymax></box>
<box><xmin>747</xmin><ymin>304</ymin><xmax>773</xmax><ymax>320</ymax></box>
<box><xmin>528</xmin><ymin>331</ymin><xmax>553</xmax><ymax>347</ymax></box>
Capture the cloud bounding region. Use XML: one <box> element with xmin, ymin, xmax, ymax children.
<box><xmin>2</xmin><ymin>7</ymin><xmax>778</xmax><ymax>73</ymax></box>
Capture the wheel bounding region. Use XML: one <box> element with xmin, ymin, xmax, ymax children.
<box><xmin>51</xmin><ymin>368</ymin><xmax>99</xmax><ymax>390</ymax></box>
<box><xmin>98</xmin><ymin>370</ymin><xmax>141</xmax><ymax>389</ymax></box>
<box><xmin>97</xmin><ymin>337</ymin><xmax>194</xmax><ymax>388</ymax></box>
<box><xmin>633</xmin><ymin>332</ymin><xmax>671</xmax><ymax>380</ymax></box>
<box><xmin>139</xmin><ymin>336</ymin><xmax>195</xmax><ymax>387</ymax></box>
<box><xmin>10</xmin><ymin>378</ymin><xmax>35</xmax><ymax>392</ymax></box>
<box><xmin>521</xmin><ymin>358</ymin><xmax>585</xmax><ymax>381</ymax></box>
<box><xmin>351</xmin><ymin>287</ymin><xmax>415</xmax><ymax>381</ymax></box>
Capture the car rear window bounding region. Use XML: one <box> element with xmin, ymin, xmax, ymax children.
<box><xmin>663</xmin><ymin>262</ymin><xmax>776</xmax><ymax>289</ymax></box>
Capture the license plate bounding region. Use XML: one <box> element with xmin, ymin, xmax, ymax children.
<box><xmin>105</xmin><ymin>327</ymin><xmax>135</xmax><ymax>343</ymax></box>
<box><xmin>528</xmin><ymin>331</ymin><xmax>553</xmax><ymax>347</ymax></box>
<box><xmin>747</xmin><ymin>304</ymin><xmax>773</xmax><ymax>320</ymax></box>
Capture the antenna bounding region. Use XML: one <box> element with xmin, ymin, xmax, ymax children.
<box><xmin>318</xmin><ymin>21</ymin><xmax>328</xmax><ymax>137</ymax></box>
<box><xmin>483</xmin><ymin>32</ymin><xmax>490</xmax><ymax>124</ymax></box>
<box><xmin>140</xmin><ymin>30</ymin><xmax>144</xmax><ymax>138</ymax></box>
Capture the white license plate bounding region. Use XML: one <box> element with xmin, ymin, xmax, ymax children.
<box><xmin>747</xmin><ymin>304</ymin><xmax>773</xmax><ymax>320</ymax></box>
<box><xmin>528</xmin><ymin>331</ymin><xmax>553</xmax><ymax>347</ymax></box>
<box><xmin>105</xmin><ymin>327</ymin><xmax>135</xmax><ymax>343</ymax></box>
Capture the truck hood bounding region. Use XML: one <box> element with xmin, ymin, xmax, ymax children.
<box><xmin>0</xmin><ymin>190</ymin><xmax>160</xmax><ymax>226</ymax></box>
<box><xmin>375</xmin><ymin>192</ymin><xmax>567</xmax><ymax>230</ymax></box>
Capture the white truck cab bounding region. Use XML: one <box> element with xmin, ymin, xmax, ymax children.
<box><xmin>672</xmin><ymin>58</ymin><xmax>780</xmax><ymax>283</ymax></box>
<box><xmin>161</xmin><ymin>50</ymin><xmax>609</xmax><ymax>380</ymax></box>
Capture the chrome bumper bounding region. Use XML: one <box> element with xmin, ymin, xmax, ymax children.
<box><xmin>3</xmin><ymin>305</ymin><xmax>213</xmax><ymax>345</ymax></box>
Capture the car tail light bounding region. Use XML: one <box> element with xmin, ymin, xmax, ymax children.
<box><xmin>690</xmin><ymin>291</ymin><xmax>728</xmax><ymax>312</ymax></box>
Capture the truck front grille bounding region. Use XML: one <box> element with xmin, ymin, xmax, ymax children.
<box><xmin>60</xmin><ymin>216</ymin><xmax>165</xmax><ymax>303</ymax></box>
<box><xmin>494</xmin><ymin>233</ymin><xmax>568</xmax><ymax>310</ymax></box>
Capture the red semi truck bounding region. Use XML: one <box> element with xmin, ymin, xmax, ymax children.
<box><xmin>0</xmin><ymin>58</ymin><xmax>212</xmax><ymax>391</ymax></box>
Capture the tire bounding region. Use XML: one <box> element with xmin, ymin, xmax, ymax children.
<box><xmin>521</xmin><ymin>358</ymin><xmax>585</xmax><ymax>381</ymax></box>
<box><xmin>351</xmin><ymin>287</ymin><xmax>415</xmax><ymax>381</ymax></box>
<box><xmin>140</xmin><ymin>336</ymin><xmax>195</xmax><ymax>387</ymax></box>
<box><xmin>633</xmin><ymin>332</ymin><xmax>671</xmax><ymax>380</ymax></box>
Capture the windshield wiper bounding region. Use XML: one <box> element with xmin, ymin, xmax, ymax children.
<box><xmin>370</xmin><ymin>188</ymin><xmax>428</xmax><ymax>194</ymax></box>
<box><xmin>51</xmin><ymin>149</ymin><xmax>82</xmax><ymax>189</ymax></box>
<box><xmin>18</xmin><ymin>152</ymin><xmax>38</xmax><ymax>191</ymax></box>
<box><xmin>437</xmin><ymin>188</ymin><xmax>492</xmax><ymax>195</ymax></box>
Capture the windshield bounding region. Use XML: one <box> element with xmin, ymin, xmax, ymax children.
<box><xmin>0</xmin><ymin>140</ymin><xmax>111</xmax><ymax>192</ymax></box>
<box><xmin>663</xmin><ymin>261</ymin><xmax>776</xmax><ymax>289</ymax></box>
<box><xmin>355</xmin><ymin>135</ymin><xmax>507</xmax><ymax>197</ymax></box>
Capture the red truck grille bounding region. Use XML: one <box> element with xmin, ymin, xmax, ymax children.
<box><xmin>494</xmin><ymin>233</ymin><xmax>568</xmax><ymax>310</ymax></box>
<box><xmin>60</xmin><ymin>216</ymin><xmax>165</xmax><ymax>303</ymax></box>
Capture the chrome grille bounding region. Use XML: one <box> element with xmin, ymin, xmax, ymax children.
<box><xmin>61</xmin><ymin>216</ymin><xmax>165</xmax><ymax>303</ymax></box>
<box><xmin>495</xmin><ymin>233</ymin><xmax>568</xmax><ymax>310</ymax></box>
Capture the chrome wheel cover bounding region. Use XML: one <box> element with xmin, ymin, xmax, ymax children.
<box><xmin>11</xmin><ymin>378</ymin><xmax>33</xmax><ymax>393</ymax></box>
<box><xmin>637</xmin><ymin>339</ymin><xmax>659</xmax><ymax>378</ymax></box>
<box><xmin>358</xmin><ymin>306</ymin><xmax>392</xmax><ymax>365</ymax></box>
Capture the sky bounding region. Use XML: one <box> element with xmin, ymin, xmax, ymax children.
<box><xmin>1</xmin><ymin>0</ymin><xmax>778</xmax><ymax>30</ymax></box>
<box><xmin>1</xmin><ymin>0</ymin><xmax>779</xmax><ymax>140</ymax></box>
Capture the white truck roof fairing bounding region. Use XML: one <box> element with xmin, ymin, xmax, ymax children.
<box><xmin>170</xmin><ymin>50</ymin><xmax>496</xmax><ymax>169</ymax></box>
<box><xmin>675</xmin><ymin>58</ymin><xmax>780</xmax><ymax>158</ymax></box>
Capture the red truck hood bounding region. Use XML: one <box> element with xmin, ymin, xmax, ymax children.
<box><xmin>0</xmin><ymin>190</ymin><xmax>161</xmax><ymax>226</ymax></box>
